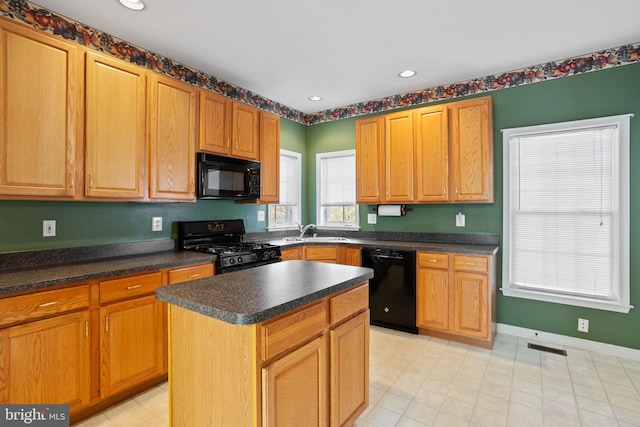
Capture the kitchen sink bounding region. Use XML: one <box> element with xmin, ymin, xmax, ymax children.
<box><xmin>282</xmin><ymin>236</ymin><xmax>349</xmax><ymax>242</ymax></box>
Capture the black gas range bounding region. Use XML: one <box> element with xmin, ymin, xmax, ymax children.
<box><xmin>177</xmin><ymin>219</ymin><xmax>281</xmax><ymax>273</ymax></box>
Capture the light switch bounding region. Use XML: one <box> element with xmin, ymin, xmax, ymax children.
<box><xmin>456</xmin><ymin>212</ymin><xmax>465</xmax><ymax>227</ymax></box>
<box><xmin>368</xmin><ymin>213</ymin><xmax>377</xmax><ymax>224</ymax></box>
<box><xmin>257</xmin><ymin>211</ymin><xmax>265</xmax><ymax>222</ymax></box>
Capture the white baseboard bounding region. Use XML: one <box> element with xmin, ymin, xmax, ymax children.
<box><xmin>497</xmin><ymin>323</ymin><xmax>640</xmax><ymax>361</ymax></box>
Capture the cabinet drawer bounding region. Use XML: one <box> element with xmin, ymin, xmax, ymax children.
<box><xmin>418</xmin><ymin>252</ymin><xmax>449</xmax><ymax>269</ymax></box>
<box><xmin>304</xmin><ymin>246</ymin><xmax>339</xmax><ymax>261</ymax></box>
<box><xmin>168</xmin><ymin>263</ymin><xmax>214</xmax><ymax>285</ymax></box>
<box><xmin>330</xmin><ymin>283</ymin><xmax>369</xmax><ymax>324</ymax></box>
<box><xmin>260</xmin><ymin>301</ymin><xmax>328</xmax><ymax>361</ymax></box>
<box><xmin>454</xmin><ymin>255</ymin><xmax>488</xmax><ymax>273</ymax></box>
<box><xmin>100</xmin><ymin>272</ymin><xmax>163</xmax><ymax>304</ymax></box>
<box><xmin>0</xmin><ymin>285</ymin><xmax>90</xmax><ymax>327</ymax></box>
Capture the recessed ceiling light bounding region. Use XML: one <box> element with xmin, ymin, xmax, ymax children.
<box><xmin>117</xmin><ymin>0</ymin><xmax>146</xmax><ymax>11</ymax></box>
<box><xmin>398</xmin><ymin>70</ymin><xmax>417</xmax><ymax>78</ymax></box>
<box><xmin>308</xmin><ymin>96</ymin><xmax>323</xmax><ymax>101</ymax></box>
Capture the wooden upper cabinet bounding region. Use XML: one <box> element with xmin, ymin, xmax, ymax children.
<box><xmin>85</xmin><ymin>51</ymin><xmax>147</xmax><ymax>199</ymax></box>
<box><xmin>449</xmin><ymin>97</ymin><xmax>493</xmax><ymax>202</ymax></box>
<box><xmin>148</xmin><ymin>73</ymin><xmax>197</xmax><ymax>200</ymax></box>
<box><xmin>231</xmin><ymin>102</ymin><xmax>259</xmax><ymax>160</ymax></box>
<box><xmin>355</xmin><ymin>117</ymin><xmax>384</xmax><ymax>204</ymax></box>
<box><xmin>258</xmin><ymin>111</ymin><xmax>280</xmax><ymax>203</ymax></box>
<box><xmin>198</xmin><ymin>90</ymin><xmax>232</xmax><ymax>155</ymax></box>
<box><xmin>0</xmin><ymin>19</ymin><xmax>82</xmax><ymax>197</ymax></box>
<box><xmin>415</xmin><ymin>105</ymin><xmax>449</xmax><ymax>202</ymax></box>
<box><xmin>384</xmin><ymin>110</ymin><xmax>414</xmax><ymax>202</ymax></box>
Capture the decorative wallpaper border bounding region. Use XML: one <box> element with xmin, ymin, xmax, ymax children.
<box><xmin>3</xmin><ymin>0</ymin><xmax>640</xmax><ymax>126</ymax></box>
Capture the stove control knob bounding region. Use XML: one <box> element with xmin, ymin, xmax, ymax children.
<box><xmin>229</xmin><ymin>258</ymin><xmax>235</xmax><ymax>264</ymax></box>
<box><xmin>251</xmin><ymin>254</ymin><xmax>258</xmax><ymax>261</ymax></box>
<box><xmin>237</xmin><ymin>256</ymin><xmax>243</xmax><ymax>263</ymax></box>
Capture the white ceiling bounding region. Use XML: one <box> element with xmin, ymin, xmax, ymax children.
<box><xmin>31</xmin><ymin>0</ymin><xmax>640</xmax><ymax>114</ymax></box>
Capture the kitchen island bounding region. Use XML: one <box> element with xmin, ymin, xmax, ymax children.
<box><xmin>155</xmin><ymin>260</ymin><xmax>374</xmax><ymax>427</ymax></box>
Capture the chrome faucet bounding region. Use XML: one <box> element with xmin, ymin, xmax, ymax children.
<box><xmin>298</xmin><ymin>223</ymin><xmax>316</xmax><ymax>238</ymax></box>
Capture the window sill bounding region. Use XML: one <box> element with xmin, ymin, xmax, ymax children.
<box><xmin>501</xmin><ymin>287</ymin><xmax>633</xmax><ymax>314</ymax></box>
<box><xmin>316</xmin><ymin>225</ymin><xmax>360</xmax><ymax>232</ymax></box>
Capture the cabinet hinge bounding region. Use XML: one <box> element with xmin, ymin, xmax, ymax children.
<box><xmin>85</xmin><ymin>321</ymin><xmax>89</xmax><ymax>338</ymax></box>
<box><xmin>105</xmin><ymin>316</ymin><xmax>109</xmax><ymax>332</ymax></box>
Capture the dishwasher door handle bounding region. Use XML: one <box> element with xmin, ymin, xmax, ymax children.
<box><xmin>373</xmin><ymin>254</ymin><xmax>406</xmax><ymax>261</ymax></box>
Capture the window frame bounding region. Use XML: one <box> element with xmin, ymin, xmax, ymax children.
<box><xmin>501</xmin><ymin>114</ymin><xmax>632</xmax><ymax>313</ymax></box>
<box><xmin>315</xmin><ymin>149</ymin><xmax>359</xmax><ymax>231</ymax></box>
<box><xmin>267</xmin><ymin>149</ymin><xmax>301</xmax><ymax>230</ymax></box>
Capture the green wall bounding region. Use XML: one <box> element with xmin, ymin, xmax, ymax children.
<box><xmin>0</xmin><ymin>118</ymin><xmax>307</xmax><ymax>252</ymax></box>
<box><xmin>305</xmin><ymin>63</ymin><xmax>640</xmax><ymax>350</ymax></box>
<box><xmin>1</xmin><ymin>63</ymin><xmax>638</xmax><ymax>350</ymax></box>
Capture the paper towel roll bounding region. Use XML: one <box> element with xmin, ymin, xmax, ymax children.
<box><xmin>377</xmin><ymin>204</ymin><xmax>404</xmax><ymax>216</ymax></box>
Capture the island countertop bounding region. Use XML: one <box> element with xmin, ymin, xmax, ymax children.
<box><xmin>155</xmin><ymin>260</ymin><xmax>374</xmax><ymax>325</ymax></box>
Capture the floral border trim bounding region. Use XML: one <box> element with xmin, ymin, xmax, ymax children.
<box><xmin>305</xmin><ymin>43</ymin><xmax>640</xmax><ymax>125</ymax></box>
<box><xmin>2</xmin><ymin>0</ymin><xmax>639</xmax><ymax>126</ymax></box>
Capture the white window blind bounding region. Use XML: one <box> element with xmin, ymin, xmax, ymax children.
<box><xmin>316</xmin><ymin>150</ymin><xmax>359</xmax><ymax>228</ymax></box>
<box><xmin>502</xmin><ymin>114</ymin><xmax>632</xmax><ymax>313</ymax></box>
<box><xmin>268</xmin><ymin>150</ymin><xmax>301</xmax><ymax>229</ymax></box>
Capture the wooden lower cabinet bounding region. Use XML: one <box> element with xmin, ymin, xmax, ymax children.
<box><xmin>280</xmin><ymin>247</ymin><xmax>301</xmax><ymax>261</ymax></box>
<box><xmin>0</xmin><ymin>310</ymin><xmax>91</xmax><ymax>411</ymax></box>
<box><xmin>341</xmin><ymin>246</ymin><xmax>362</xmax><ymax>266</ymax></box>
<box><xmin>416</xmin><ymin>251</ymin><xmax>496</xmax><ymax>348</ymax></box>
<box><xmin>168</xmin><ymin>282</ymin><xmax>370</xmax><ymax>427</ymax></box>
<box><xmin>304</xmin><ymin>245</ymin><xmax>340</xmax><ymax>263</ymax></box>
<box><xmin>0</xmin><ymin>262</ymin><xmax>214</xmax><ymax>423</ymax></box>
<box><xmin>330</xmin><ymin>311</ymin><xmax>369</xmax><ymax>427</ymax></box>
<box><xmin>262</xmin><ymin>335</ymin><xmax>328</xmax><ymax>427</ymax></box>
<box><xmin>99</xmin><ymin>296</ymin><xmax>164</xmax><ymax>398</ymax></box>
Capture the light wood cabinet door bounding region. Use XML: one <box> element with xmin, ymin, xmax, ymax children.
<box><xmin>231</xmin><ymin>102</ymin><xmax>259</xmax><ymax>160</ymax></box>
<box><xmin>384</xmin><ymin>111</ymin><xmax>414</xmax><ymax>202</ymax></box>
<box><xmin>0</xmin><ymin>311</ymin><xmax>90</xmax><ymax>412</ymax></box>
<box><xmin>449</xmin><ymin>97</ymin><xmax>493</xmax><ymax>202</ymax></box>
<box><xmin>355</xmin><ymin>117</ymin><xmax>384</xmax><ymax>204</ymax></box>
<box><xmin>149</xmin><ymin>73</ymin><xmax>197</xmax><ymax>200</ymax></box>
<box><xmin>415</xmin><ymin>105</ymin><xmax>449</xmax><ymax>202</ymax></box>
<box><xmin>198</xmin><ymin>90</ymin><xmax>232</xmax><ymax>154</ymax></box>
<box><xmin>451</xmin><ymin>271</ymin><xmax>489</xmax><ymax>339</ymax></box>
<box><xmin>304</xmin><ymin>246</ymin><xmax>340</xmax><ymax>263</ymax></box>
<box><xmin>0</xmin><ymin>20</ymin><xmax>82</xmax><ymax>197</ymax></box>
<box><xmin>341</xmin><ymin>246</ymin><xmax>362</xmax><ymax>266</ymax></box>
<box><xmin>259</xmin><ymin>111</ymin><xmax>280</xmax><ymax>203</ymax></box>
<box><xmin>416</xmin><ymin>265</ymin><xmax>449</xmax><ymax>331</ymax></box>
<box><xmin>330</xmin><ymin>310</ymin><xmax>369</xmax><ymax>427</ymax></box>
<box><xmin>281</xmin><ymin>247</ymin><xmax>301</xmax><ymax>261</ymax></box>
<box><xmin>85</xmin><ymin>51</ymin><xmax>147</xmax><ymax>199</ymax></box>
<box><xmin>262</xmin><ymin>335</ymin><xmax>328</xmax><ymax>427</ymax></box>
<box><xmin>99</xmin><ymin>296</ymin><xmax>164</xmax><ymax>398</ymax></box>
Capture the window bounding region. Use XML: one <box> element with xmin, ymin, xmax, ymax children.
<box><xmin>268</xmin><ymin>150</ymin><xmax>301</xmax><ymax>229</ymax></box>
<box><xmin>502</xmin><ymin>114</ymin><xmax>632</xmax><ymax>313</ymax></box>
<box><xmin>316</xmin><ymin>150</ymin><xmax>359</xmax><ymax>229</ymax></box>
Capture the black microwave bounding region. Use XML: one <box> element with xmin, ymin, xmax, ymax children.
<box><xmin>197</xmin><ymin>153</ymin><xmax>261</xmax><ymax>199</ymax></box>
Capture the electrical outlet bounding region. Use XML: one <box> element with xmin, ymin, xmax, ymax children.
<box><xmin>43</xmin><ymin>220</ymin><xmax>56</xmax><ymax>237</ymax></box>
<box><xmin>456</xmin><ymin>212</ymin><xmax>465</xmax><ymax>227</ymax></box>
<box><xmin>152</xmin><ymin>217</ymin><xmax>163</xmax><ymax>232</ymax></box>
<box><xmin>368</xmin><ymin>213</ymin><xmax>377</xmax><ymax>224</ymax></box>
<box><xmin>257</xmin><ymin>211</ymin><xmax>265</xmax><ymax>222</ymax></box>
<box><xmin>578</xmin><ymin>318</ymin><xmax>589</xmax><ymax>333</ymax></box>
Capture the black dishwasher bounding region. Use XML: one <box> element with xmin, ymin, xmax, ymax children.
<box><xmin>362</xmin><ymin>248</ymin><xmax>418</xmax><ymax>334</ymax></box>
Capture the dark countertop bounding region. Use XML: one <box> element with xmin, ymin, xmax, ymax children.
<box><xmin>269</xmin><ymin>238</ymin><xmax>500</xmax><ymax>256</ymax></box>
<box><xmin>0</xmin><ymin>250</ymin><xmax>216</xmax><ymax>296</ymax></box>
<box><xmin>155</xmin><ymin>260</ymin><xmax>374</xmax><ymax>325</ymax></box>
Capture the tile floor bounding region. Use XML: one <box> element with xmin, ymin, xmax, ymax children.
<box><xmin>75</xmin><ymin>326</ymin><xmax>640</xmax><ymax>427</ymax></box>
